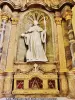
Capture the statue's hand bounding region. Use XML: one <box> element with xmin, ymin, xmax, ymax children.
<box><xmin>44</xmin><ymin>29</ymin><xmax>46</xmax><ymax>33</ymax></box>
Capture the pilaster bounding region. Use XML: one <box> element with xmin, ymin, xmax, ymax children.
<box><xmin>55</xmin><ymin>12</ymin><xmax>68</xmax><ymax>72</ymax></box>
<box><xmin>5</xmin><ymin>12</ymin><xmax>19</xmax><ymax>72</ymax></box>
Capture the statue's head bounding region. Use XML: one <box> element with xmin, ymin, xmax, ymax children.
<box><xmin>34</xmin><ymin>20</ymin><xmax>38</xmax><ymax>25</ymax></box>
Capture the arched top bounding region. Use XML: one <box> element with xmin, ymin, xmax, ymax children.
<box><xmin>0</xmin><ymin>0</ymin><xmax>74</xmax><ymax>12</ymax></box>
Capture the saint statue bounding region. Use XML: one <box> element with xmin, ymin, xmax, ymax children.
<box><xmin>21</xmin><ymin>19</ymin><xmax>48</xmax><ymax>62</ymax></box>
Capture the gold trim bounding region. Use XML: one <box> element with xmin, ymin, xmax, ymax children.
<box><xmin>11</xmin><ymin>17</ymin><xmax>18</xmax><ymax>25</ymax></box>
<box><xmin>1</xmin><ymin>12</ymin><xmax>10</xmax><ymax>21</ymax></box>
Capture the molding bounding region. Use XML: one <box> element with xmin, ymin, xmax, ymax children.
<box><xmin>0</xmin><ymin>0</ymin><xmax>74</xmax><ymax>12</ymax></box>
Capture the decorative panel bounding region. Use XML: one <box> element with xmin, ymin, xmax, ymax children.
<box><xmin>29</xmin><ymin>77</ymin><xmax>43</xmax><ymax>89</ymax></box>
<box><xmin>48</xmin><ymin>80</ymin><xmax>55</xmax><ymax>89</ymax></box>
<box><xmin>16</xmin><ymin>80</ymin><xmax>24</xmax><ymax>89</ymax></box>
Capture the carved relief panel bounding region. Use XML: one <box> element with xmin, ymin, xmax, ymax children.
<box><xmin>29</xmin><ymin>77</ymin><xmax>43</xmax><ymax>89</ymax></box>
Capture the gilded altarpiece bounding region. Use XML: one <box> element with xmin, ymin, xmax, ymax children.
<box><xmin>0</xmin><ymin>0</ymin><xmax>75</xmax><ymax>99</ymax></box>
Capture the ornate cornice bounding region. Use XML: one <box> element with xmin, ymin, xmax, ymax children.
<box><xmin>0</xmin><ymin>0</ymin><xmax>74</xmax><ymax>12</ymax></box>
<box><xmin>0</xmin><ymin>0</ymin><xmax>21</xmax><ymax>11</ymax></box>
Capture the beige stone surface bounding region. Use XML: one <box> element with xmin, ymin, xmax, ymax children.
<box><xmin>4</xmin><ymin>73</ymin><xmax>13</xmax><ymax>97</ymax></box>
<box><xmin>59</xmin><ymin>73</ymin><xmax>68</xmax><ymax>96</ymax></box>
<box><xmin>0</xmin><ymin>0</ymin><xmax>75</xmax><ymax>99</ymax></box>
<box><xmin>67</xmin><ymin>72</ymin><xmax>75</xmax><ymax>98</ymax></box>
<box><xmin>55</xmin><ymin>14</ymin><xmax>68</xmax><ymax>72</ymax></box>
<box><xmin>5</xmin><ymin>12</ymin><xmax>18</xmax><ymax>72</ymax></box>
<box><xmin>0</xmin><ymin>75</ymin><xmax>4</xmax><ymax>98</ymax></box>
<box><xmin>72</xmin><ymin>6</ymin><xmax>75</xmax><ymax>36</ymax></box>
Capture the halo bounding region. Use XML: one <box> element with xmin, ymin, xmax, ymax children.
<box><xmin>34</xmin><ymin>20</ymin><xmax>38</xmax><ymax>25</ymax></box>
<box><xmin>27</xmin><ymin>12</ymin><xmax>45</xmax><ymax>23</ymax></box>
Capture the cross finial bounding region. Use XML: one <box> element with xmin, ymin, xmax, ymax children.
<box><xmin>34</xmin><ymin>63</ymin><xmax>38</xmax><ymax>72</ymax></box>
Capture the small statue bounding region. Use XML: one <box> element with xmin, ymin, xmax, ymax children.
<box><xmin>21</xmin><ymin>19</ymin><xmax>48</xmax><ymax>62</ymax></box>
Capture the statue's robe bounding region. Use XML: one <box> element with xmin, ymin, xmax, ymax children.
<box><xmin>24</xmin><ymin>25</ymin><xmax>48</xmax><ymax>62</ymax></box>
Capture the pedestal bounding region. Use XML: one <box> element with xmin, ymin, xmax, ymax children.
<box><xmin>0</xmin><ymin>74</ymin><xmax>4</xmax><ymax>98</ymax></box>
<box><xmin>67</xmin><ymin>71</ymin><xmax>75</xmax><ymax>98</ymax></box>
<box><xmin>4</xmin><ymin>73</ymin><xmax>13</xmax><ymax>97</ymax></box>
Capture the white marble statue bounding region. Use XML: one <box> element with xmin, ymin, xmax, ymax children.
<box><xmin>21</xmin><ymin>19</ymin><xmax>48</xmax><ymax>62</ymax></box>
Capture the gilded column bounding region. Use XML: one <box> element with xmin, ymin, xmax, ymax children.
<box><xmin>5</xmin><ymin>12</ymin><xmax>18</xmax><ymax>72</ymax></box>
<box><xmin>55</xmin><ymin>12</ymin><xmax>68</xmax><ymax>72</ymax></box>
<box><xmin>62</xmin><ymin>6</ymin><xmax>75</xmax><ymax>69</ymax></box>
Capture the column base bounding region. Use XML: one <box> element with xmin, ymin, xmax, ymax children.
<box><xmin>67</xmin><ymin>71</ymin><xmax>75</xmax><ymax>98</ymax></box>
<box><xmin>5</xmin><ymin>68</ymin><xmax>13</xmax><ymax>72</ymax></box>
<box><xmin>59</xmin><ymin>69</ymin><xmax>68</xmax><ymax>72</ymax></box>
<box><xmin>71</xmin><ymin>67</ymin><xmax>75</xmax><ymax>72</ymax></box>
<box><xmin>59</xmin><ymin>72</ymin><xmax>68</xmax><ymax>96</ymax></box>
<box><xmin>4</xmin><ymin>94</ymin><xmax>13</xmax><ymax>98</ymax></box>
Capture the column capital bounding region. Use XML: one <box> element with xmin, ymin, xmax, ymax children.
<box><xmin>61</xmin><ymin>6</ymin><xmax>72</xmax><ymax>20</ymax></box>
<box><xmin>55</xmin><ymin>17</ymin><xmax>62</xmax><ymax>25</ymax></box>
<box><xmin>55</xmin><ymin>12</ymin><xmax>62</xmax><ymax>25</ymax></box>
<box><xmin>11</xmin><ymin>17</ymin><xmax>19</xmax><ymax>25</ymax></box>
<box><xmin>63</xmin><ymin>11</ymin><xmax>72</xmax><ymax>21</ymax></box>
<box><xmin>1</xmin><ymin>12</ymin><xmax>10</xmax><ymax>21</ymax></box>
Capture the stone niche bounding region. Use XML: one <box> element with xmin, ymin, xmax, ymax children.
<box><xmin>16</xmin><ymin>8</ymin><xmax>56</xmax><ymax>63</ymax></box>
